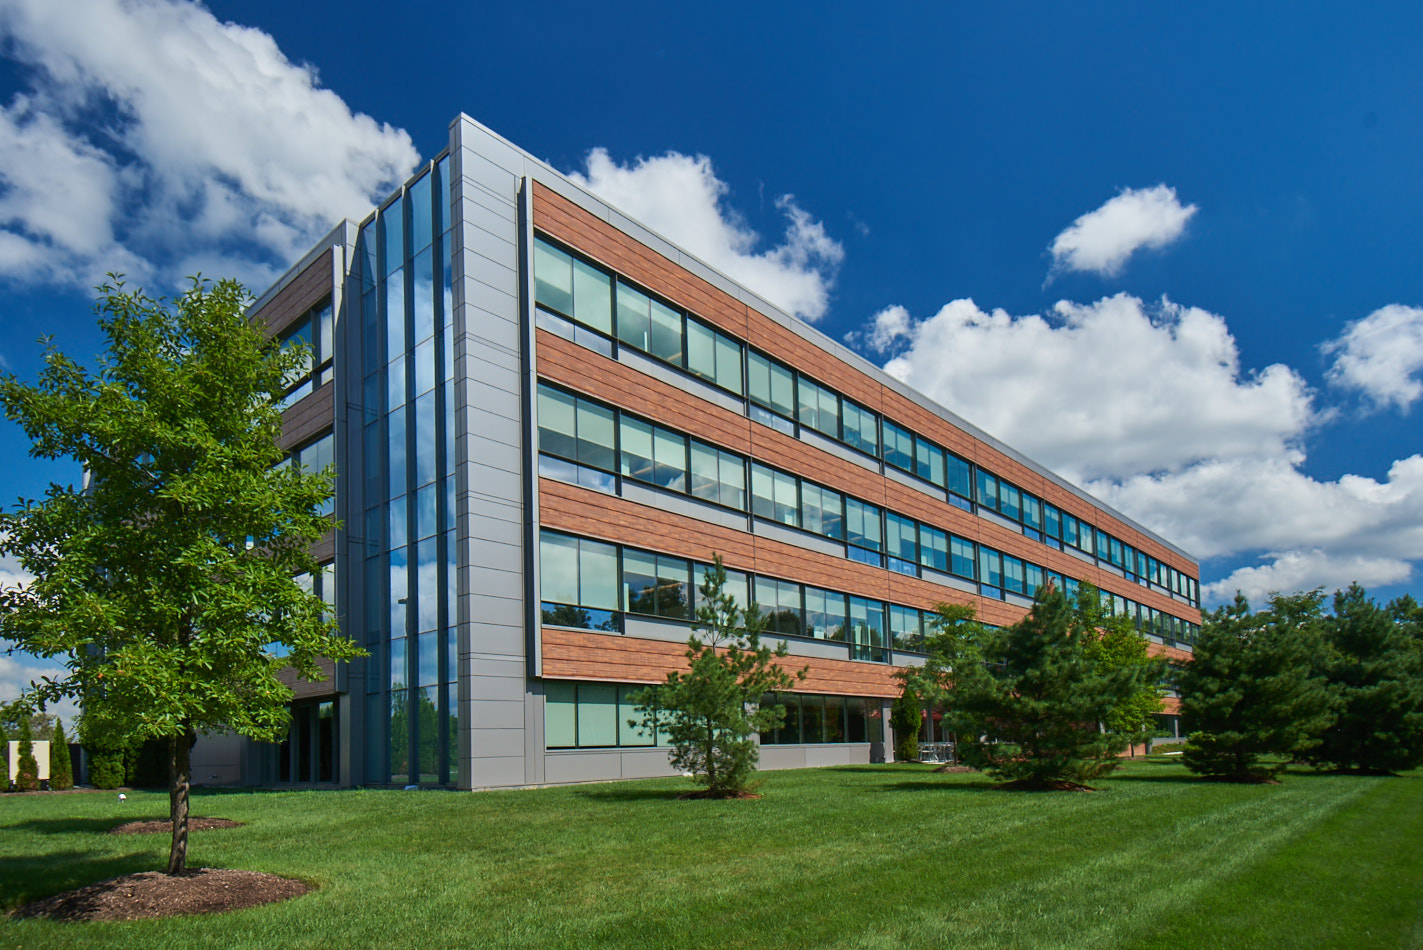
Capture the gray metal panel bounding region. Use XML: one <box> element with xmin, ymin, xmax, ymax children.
<box><xmin>754</xmin><ymin>519</ymin><xmax>846</xmax><ymax>560</ymax></box>
<box><xmin>448</xmin><ymin>120</ymin><xmax>535</xmax><ymax>791</ymax></box>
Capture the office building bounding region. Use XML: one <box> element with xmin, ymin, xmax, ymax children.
<box><xmin>198</xmin><ymin>115</ymin><xmax>1201</xmax><ymax>788</ymax></box>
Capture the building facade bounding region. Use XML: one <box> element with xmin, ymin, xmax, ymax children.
<box><xmin>205</xmin><ymin>114</ymin><xmax>1202</xmax><ymax>789</ymax></box>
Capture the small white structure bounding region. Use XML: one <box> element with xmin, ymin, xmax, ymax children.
<box><xmin>7</xmin><ymin>740</ymin><xmax>51</xmax><ymax>783</ymax></box>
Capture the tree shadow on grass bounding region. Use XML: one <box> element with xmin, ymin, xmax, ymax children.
<box><xmin>816</xmin><ymin>765</ymin><xmax>940</xmax><ymax>775</ymax></box>
<box><xmin>882</xmin><ymin>779</ymin><xmax>1001</xmax><ymax>793</ymax></box>
<box><xmin>0</xmin><ymin>850</ymin><xmax>157</xmax><ymax>913</ymax></box>
<box><xmin>570</xmin><ymin>786</ymin><xmax>688</xmax><ymax>803</ymax></box>
<box><xmin>5</xmin><ymin>816</ymin><xmax>142</xmax><ymax>836</ymax></box>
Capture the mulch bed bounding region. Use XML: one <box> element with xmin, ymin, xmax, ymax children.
<box><xmin>110</xmin><ymin>818</ymin><xmax>244</xmax><ymax>835</ymax></box>
<box><xmin>932</xmin><ymin>765</ymin><xmax>980</xmax><ymax>774</ymax></box>
<box><xmin>10</xmin><ymin>869</ymin><xmax>310</xmax><ymax>922</ymax></box>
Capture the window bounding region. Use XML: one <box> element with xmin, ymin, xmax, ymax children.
<box><xmin>803</xmin><ymin>588</ymin><xmax>846</xmax><ymax>640</ymax></box>
<box><xmin>694</xmin><ymin>562</ymin><xmax>750</xmax><ymax>614</ymax></box>
<box><xmin>278</xmin><ymin>299</ymin><xmax>334</xmax><ymax>408</ymax></box>
<box><xmin>797</xmin><ymin>376</ymin><xmax>840</xmax><ymax>438</ymax></box>
<box><xmin>645</xmin><ymin>297</ymin><xmax>682</xmax><ymax>366</ymax></box>
<box><xmin>755</xmin><ymin>577</ymin><xmax>803</xmax><ymax>638</ymax></box>
<box><xmin>883</xmin><ymin>419</ymin><xmax>914</xmax><ymax>472</ymax></box>
<box><xmin>886</xmin><ymin>513</ymin><xmax>918</xmax><ymax>573</ymax></box>
<box><xmin>950</xmin><ymin>536</ymin><xmax>976</xmax><ymax>580</ymax></box>
<box><xmin>915</xmin><ymin>439</ymin><xmax>946</xmax><ymax>488</ymax></box>
<box><xmin>946</xmin><ymin>454</ymin><xmax>973</xmax><ymax>502</ymax></box>
<box><xmin>747</xmin><ymin>351</ymin><xmax>795</xmax><ymax>422</ymax></box>
<box><xmin>848</xmin><ymin>597</ymin><xmax>886</xmax><ymax>662</ymax></box>
<box><xmin>288</xmin><ymin>430</ymin><xmax>335</xmax><ymax>517</ymax></box>
<box><xmin>537</xmin><ymin>385</ymin><xmax>615</xmax><ymax>472</ymax></box>
<box><xmin>979</xmin><ymin>547</ymin><xmax>1003</xmax><ymax>592</ymax></box>
<box><xmin>919</xmin><ymin>524</ymin><xmax>948</xmax><ymax>573</ymax></box>
<box><xmin>539</xmin><ymin>531</ymin><xmax>619</xmax><ymax>630</ymax></box>
<box><xmin>533</xmin><ymin>238</ymin><xmax>612</xmax><ymax>334</ymax></box>
<box><xmin>546</xmin><ymin>682</ymin><xmax>664</xmax><ymax>749</ymax></box>
<box><xmin>889</xmin><ymin>605</ymin><xmax>923</xmax><ymax>653</ymax></box>
<box><xmin>842</xmin><ymin>400</ymin><xmax>879</xmax><ymax>456</ymax></box>
<box><xmin>689</xmin><ymin>441</ymin><xmax>745</xmax><ymax>510</ymax></box>
<box><xmin>1002</xmin><ymin>555</ymin><xmax>1026</xmax><ymax>595</ymax></box>
<box><xmin>845</xmin><ymin>499</ymin><xmax>882</xmax><ymax>557</ymax></box>
<box><xmin>686</xmin><ymin>318</ymin><xmax>744</xmax><ymax>393</ymax></box>
<box><xmin>751</xmin><ymin>464</ymin><xmax>799</xmax><ymax>526</ymax></box>
<box><xmin>623</xmin><ymin>550</ymin><xmax>690</xmax><ymax>620</ymax></box>
<box><xmin>620</xmin><ymin>418</ymin><xmax>687</xmax><ymax>492</ymax></box>
<box><xmin>800</xmin><ymin>483</ymin><xmax>844</xmax><ymax>540</ymax></box>
<box><xmin>977</xmin><ymin>470</ymin><xmax>998</xmax><ymax>512</ymax></box>
<box><xmin>760</xmin><ymin>694</ymin><xmax>882</xmax><ymax>744</ymax></box>
<box><xmin>999</xmin><ymin>482</ymin><xmax>1021</xmax><ymax>522</ymax></box>
<box><xmin>616</xmin><ymin>283</ymin><xmax>654</xmax><ymax>352</ymax></box>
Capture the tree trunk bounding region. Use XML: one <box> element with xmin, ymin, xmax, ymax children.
<box><xmin>167</xmin><ymin>726</ymin><xmax>192</xmax><ymax>875</ymax></box>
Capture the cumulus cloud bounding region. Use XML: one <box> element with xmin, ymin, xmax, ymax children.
<box><xmin>0</xmin><ymin>0</ymin><xmax>418</xmax><ymax>290</ymax></box>
<box><xmin>876</xmin><ymin>294</ymin><xmax>1313</xmax><ymax>483</ymax></box>
<box><xmin>1049</xmin><ymin>185</ymin><xmax>1197</xmax><ymax>278</ymax></box>
<box><xmin>858</xmin><ymin>295</ymin><xmax>1421</xmax><ymax>604</ymax></box>
<box><xmin>1324</xmin><ymin>304</ymin><xmax>1423</xmax><ymax>411</ymax></box>
<box><xmin>568</xmin><ymin>148</ymin><xmax>843</xmax><ymax>321</ymax></box>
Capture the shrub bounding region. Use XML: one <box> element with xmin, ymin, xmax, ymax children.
<box><xmin>14</xmin><ymin>718</ymin><xmax>40</xmax><ymax>792</ymax></box>
<box><xmin>48</xmin><ymin>719</ymin><xmax>74</xmax><ymax>791</ymax></box>
<box><xmin>890</xmin><ymin>688</ymin><xmax>922</xmax><ymax>763</ymax></box>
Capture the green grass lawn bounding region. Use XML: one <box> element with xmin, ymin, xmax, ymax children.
<box><xmin>2</xmin><ymin>758</ymin><xmax>1420</xmax><ymax>949</ymax></box>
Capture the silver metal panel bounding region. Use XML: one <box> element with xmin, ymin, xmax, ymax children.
<box><xmin>754</xmin><ymin>519</ymin><xmax>845</xmax><ymax>559</ymax></box>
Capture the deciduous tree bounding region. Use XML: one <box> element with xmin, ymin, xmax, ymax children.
<box><xmin>0</xmin><ymin>278</ymin><xmax>363</xmax><ymax>870</ymax></box>
<box><xmin>628</xmin><ymin>555</ymin><xmax>804</xmax><ymax>797</ymax></box>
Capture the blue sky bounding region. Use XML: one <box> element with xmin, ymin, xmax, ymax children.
<box><xmin>3</xmin><ymin>0</ymin><xmax>1422</xmax><ymax>704</ymax></box>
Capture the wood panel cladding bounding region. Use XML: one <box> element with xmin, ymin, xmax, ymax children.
<box><xmin>253</xmin><ymin>249</ymin><xmax>332</xmax><ymax>339</ymax></box>
<box><xmin>278</xmin><ymin>382</ymin><xmax>335</xmax><ymax>452</ymax></box>
<box><xmin>541</xmin><ymin>628</ymin><xmax>903</xmax><ymax>697</ymax></box>
<box><xmin>531</xmin><ymin>183</ymin><xmax>1199</xmax><ymax>581</ymax></box>
<box><xmin>537</xmin><ymin>330</ymin><xmax>1199</xmax><ymax>626</ymax></box>
<box><xmin>278</xmin><ymin>657</ymin><xmax>338</xmax><ymax>699</ymax></box>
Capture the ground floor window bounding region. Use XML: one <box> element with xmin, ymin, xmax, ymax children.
<box><xmin>759</xmin><ymin>693</ymin><xmax>885</xmax><ymax>745</ymax></box>
<box><xmin>277</xmin><ymin>699</ymin><xmax>336</xmax><ymax>783</ymax></box>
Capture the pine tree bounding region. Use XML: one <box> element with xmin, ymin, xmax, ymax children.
<box><xmin>1305</xmin><ymin>584</ymin><xmax>1423</xmax><ymax>774</ymax></box>
<box><xmin>627</xmin><ymin>555</ymin><xmax>805</xmax><ymax>797</ymax></box>
<box><xmin>15</xmin><ymin>717</ymin><xmax>40</xmax><ymax>792</ymax></box>
<box><xmin>1177</xmin><ymin>592</ymin><xmax>1335</xmax><ymax>781</ymax></box>
<box><xmin>954</xmin><ymin>586</ymin><xmax>1147</xmax><ymax>789</ymax></box>
<box><xmin>48</xmin><ymin>718</ymin><xmax>74</xmax><ymax>791</ymax></box>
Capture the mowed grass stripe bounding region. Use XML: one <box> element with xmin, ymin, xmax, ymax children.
<box><xmin>2</xmin><ymin>761</ymin><xmax>1419</xmax><ymax>950</ymax></box>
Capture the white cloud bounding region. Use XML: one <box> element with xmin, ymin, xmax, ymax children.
<box><xmin>1049</xmin><ymin>185</ymin><xmax>1197</xmax><ymax>278</ymax></box>
<box><xmin>877</xmin><ymin>294</ymin><xmax>1313</xmax><ymax>483</ymax></box>
<box><xmin>1201</xmin><ymin>550</ymin><xmax>1413</xmax><ymax>606</ymax></box>
<box><xmin>568</xmin><ymin>148</ymin><xmax>843</xmax><ymax>321</ymax></box>
<box><xmin>1324</xmin><ymin>304</ymin><xmax>1423</xmax><ymax>411</ymax></box>
<box><xmin>0</xmin><ymin>0</ymin><xmax>418</xmax><ymax>290</ymax></box>
<box><xmin>858</xmin><ymin>295</ymin><xmax>1422</xmax><ymax>604</ymax></box>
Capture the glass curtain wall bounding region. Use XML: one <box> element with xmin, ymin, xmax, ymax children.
<box><xmin>358</xmin><ymin>155</ymin><xmax>459</xmax><ymax>785</ymax></box>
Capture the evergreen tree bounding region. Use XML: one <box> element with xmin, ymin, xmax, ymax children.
<box><xmin>628</xmin><ymin>555</ymin><xmax>804</xmax><ymax>797</ymax></box>
<box><xmin>1305</xmin><ymin>584</ymin><xmax>1423</xmax><ymax>774</ymax></box>
<box><xmin>1177</xmin><ymin>592</ymin><xmax>1335</xmax><ymax>781</ymax></box>
<box><xmin>954</xmin><ymin>586</ymin><xmax>1147</xmax><ymax>788</ymax></box>
<box><xmin>889</xmin><ymin>686</ymin><xmax>922</xmax><ymax>762</ymax></box>
<box><xmin>48</xmin><ymin>718</ymin><xmax>73</xmax><ymax>791</ymax></box>
<box><xmin>14</xmin><ymin>717</ymin><xmax>40</xmax><ymax>792</ymax></box>
<box><xmin>0</xmin><ymin>278</ymin><xmax>363</xmax><ymax>871</ymax></box>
